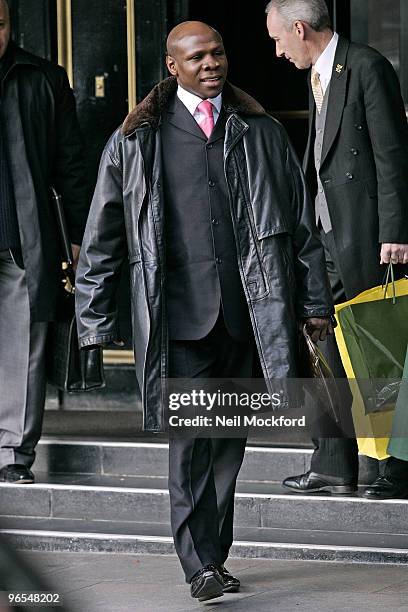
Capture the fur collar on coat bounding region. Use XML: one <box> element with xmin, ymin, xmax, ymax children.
<box><xmin>122</xmin><ymin>76</ymin><xmax>266</xmax><ymax>135</ymax></box>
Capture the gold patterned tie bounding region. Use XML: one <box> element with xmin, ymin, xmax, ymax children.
<box><xmin>311</xmin><ymin>67</ymin><xmax>324</xmax><ymax>114</ymax></box>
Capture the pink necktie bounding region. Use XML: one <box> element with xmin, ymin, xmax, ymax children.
<box><xmin>197</xmin><ymin>100</ymin><xmax>214</xmax><ymax>139</ymax></box>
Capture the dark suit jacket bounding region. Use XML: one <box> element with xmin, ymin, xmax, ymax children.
<box><xmin>161</xmin><ymin>95</ymin><xmax>251</xmax><ymax>341</ymax></box>
<box><xmin>304</xmin><ymin>35</ymin><xmax>408</xmax><ymax>299</ymax></box>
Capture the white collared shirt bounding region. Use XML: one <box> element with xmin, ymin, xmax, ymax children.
<box><xmin>314</xmin><ymin>32</ymin><xmax>339</xmax><ymax>94</ymax></box>
<box><xmin>177</xmin><ymin>85</ymin><xmax>222</xmax><ymax>125</ymax></box>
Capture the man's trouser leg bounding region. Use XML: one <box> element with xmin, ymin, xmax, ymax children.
<box><xmin>309</xmin><ymin>231</ymin><xmax>359</xmax><ymax>481</ymax></box>
<box><xmin>309</xmin><ymin>331</ymin><xmax>359</xmax><ymax>480</ymax></box>
<box><xmin>0</xmin><ymin>251</ymin><xmax>47</xmax><ymax>469</ymax></box>
<box><xmin>211</xmin><ymin>436</ymin><xmax>247</xmax><ymax>565</ymax></box>
<box><xmin>168</xmin><ymin>315</ymin><xmax>253</xmax><ymax>582</ymax></box>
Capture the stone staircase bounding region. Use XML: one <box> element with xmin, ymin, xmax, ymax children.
<box><xmin>1</xmin><ymin>438</ymin><xmax>408</xmax><ymax>564</ymax></box>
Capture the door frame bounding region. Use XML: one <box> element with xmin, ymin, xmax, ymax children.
<box><xmin>56</xmin><ymin>0</ymin><xmax>137</xmax><ymax>112</ymax></box>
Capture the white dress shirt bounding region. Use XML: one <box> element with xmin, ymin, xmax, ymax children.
<box><xmin>314</xmin><ymin>32</ymin><xmax>339</xmax><ymax>95</ymax></box>
<box><xmin>177</xmin><ymin>85</ymin><xmax>222</xmax><ymax>126</ymax></box>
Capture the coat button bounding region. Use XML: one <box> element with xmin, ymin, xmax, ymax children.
<box><xmin>346</xmin><ymin>172</ymin><xmax>354</xmax><ymax>180</ymax></box>
<box><xmin>206</xmin><ymin>144</ymin><xmax>213</xmax><ymax>149</ymax></box>
<box><xmin>208</xmin><ymin>180</ymin><xmax>215</xmax><ymax>187</ymax></box>
<box><xmin>350</xmin><ymin>148</ymin><xmax>359</xmax><ymax>155</ymax></box>
<box><xmin>212</xmin><ymin>218</ymin><xmax>219</xmax><ymax>225</ymax></box>
<box><xmin>215</xmin><ymin>257</ymin><xmax>222</xmax><ymax>264</ymax></box>
<box><xmin>354</xmin><ymin>124</ymin><xmax>363</xmax><ymax>131</ymax></box>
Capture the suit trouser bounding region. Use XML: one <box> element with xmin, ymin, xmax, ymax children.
<box><xmin>0</xmin><ymin>250</ymin><xmax>48</xmax><ymax>470</ymax></box>
<box><xmin>168</xmin><ymin>314</ymin><xmax>254</xmax><ymax>582</ymax></box>
<box><xmin>310</xmin><ymin>232</ymin><xmax>408</xmax><ymax>482</ymax></box>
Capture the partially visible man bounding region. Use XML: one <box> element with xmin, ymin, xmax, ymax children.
<box><xmin>266</xmin><ymin>0</ymin><xmax>408</xmax><ymax>499</ymax></box>
<box><xmin>76</xmin><ymin>20</ymin><xmax>334</xmax><ymax>602</ymax></box>
<box><xmin>0</xmin><ymin>0</ymin><xmax>88</xmax><ymax>483</ymax></box>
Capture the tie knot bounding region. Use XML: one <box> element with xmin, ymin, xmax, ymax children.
<box><xmin>197</xmin><ymin>100</ymin><xmax>214</xmax><ymax>118</ymax></box>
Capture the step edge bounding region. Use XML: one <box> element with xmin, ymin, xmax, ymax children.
<box><xmin>3</xmin><ymin>519</ymin><xmax>408</xmax><ymax>540</ymax></box>
<box><xmin>233</xmin><ymin>540</ymin><xmax>408</xmax><ymax>554</ymax></box>
<box><xmin>38</xmin><ymin>440</ymin><xmax>313</xmax><ymax>453</ymax></box>
<box><xmin>0</xmin><ymin>529</ymin><xmax>173</xmax><ymax>542</ymax></box>
<box><xmin>2</xmin><ymin>529</ymin><xmax>408</xmax><ymax>556</ymax></box>
<box><xmin>1</xmin><ymin>482</ymin><xmax>407</xmax><ymax>504</ymax></box>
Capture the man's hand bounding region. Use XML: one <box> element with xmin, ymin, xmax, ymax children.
<box><xmin>303</xmin><ymin>317</ymin><xmax>334</xmax><ymax>344</ymax></box>
<box><xmin>380</xmin><ymin>243</ymin><xmax>408</xmax><ymax>265</ymax></box>
<box><xmin>71</xmin><ymin>243</ymin><xmax>81</xmax><ymax>271</ymax></box>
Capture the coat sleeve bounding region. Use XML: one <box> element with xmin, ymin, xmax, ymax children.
<box><xmin>51</xmin><ymin>66</ymin><xmax>89</xmax><ymax>245</ymax></box>
<box><xmin>363</xmin><ymin>56</ymin><xmax>408</xmax><ymax>244</ymax></box>
<box><xmin>75</xmin><ymin>133</ymin><xmax>128</xmax><ymax>348</ymax></box>
<box><xmin>285</xmin><ymin>137</ymin><xmax>334</xmax><ymax>319</ymax></box>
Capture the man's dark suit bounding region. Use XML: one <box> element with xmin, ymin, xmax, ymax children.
<box><xmin>162</xmin><ymin>95</ymin><xmax>254</xmax><ymax>581</ymax></box>
<box><xmin>303</xmin><ymin>36</ymin><xmax>408</xmax><ymax>480</ymax></box>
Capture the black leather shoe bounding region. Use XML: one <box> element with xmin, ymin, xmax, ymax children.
<box><xmin>190</xmin><ymin>564</ymin><xmax>224</xmax><ymax>602</ymax></box>
<box><xmin>363</xmin><ymin>476</ymin><xmax>408</xmax><ymax>500</ymax></box>
<box><xmin>0</xmin><ymin>464</ymin><xmax>34</xmax><ymax>484</ymax></box>
<box><xmin>217</xmin><ymin>564</ymin><xmax>240</xmax><ymax>592</ymax></box>
<box><xmin>283</xmin><ymin>471</ymin><xmax>357</xmax><ymax>494</ymax></box>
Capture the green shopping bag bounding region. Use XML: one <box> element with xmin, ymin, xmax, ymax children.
<box><xmin>337</xmin><ymin>266</ymin><xmax>408</xmax><ymax>415</ymax></box>
<box><xmin>388</xmin><ymin>346</ymin><xmax>408</xmax><ymax>461</ymax></box>
<box><xmin>335</xmin><ymin>265</ymin><xmax>408</xmax><ymax>459</ymax></box>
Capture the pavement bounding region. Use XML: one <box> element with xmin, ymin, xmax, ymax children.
<box><xmin>8</xmin><ymin>551</ymin><xmax>408</xmax><ymax>612</ymax></box>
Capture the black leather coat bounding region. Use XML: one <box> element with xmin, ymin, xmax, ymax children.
<box><xmin>1</xmin><ymin>43</ymin><xmax>88</xmax><ymax>321</ymax></box>
<box><xmin>76</xmin><ymin>78</ymin><xmax>333</xmax><ymax>431</ymax></box>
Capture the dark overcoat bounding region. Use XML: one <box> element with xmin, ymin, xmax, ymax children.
<box><xmin>75</xmin><ymin>77</ymin><xmax>333</xmax><ymax>431</ymax></box>
<box><xmin>304</xmin><ymin>36</ymin><xmax>408</xmax><ymax>299</ymax></box>
<box><xmin>1</xmin><ymin>42</ymin><xmax>88</xmax><ymax>321</ymax></box>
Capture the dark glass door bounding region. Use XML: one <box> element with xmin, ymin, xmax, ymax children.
<box><xmin>350</xmin><ymin>0</ymin><xmax>408</xmax><ymax>108</ymax></box>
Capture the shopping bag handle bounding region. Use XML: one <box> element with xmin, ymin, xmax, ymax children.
<box><xmin>382</xmin><ymin>262</ymin><xmax>396</xmax><ymax>305</ymax></box>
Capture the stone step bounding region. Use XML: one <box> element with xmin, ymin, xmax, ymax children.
<box><xmin>41</xmin><ymin>410</ymin><xmax>313</xmax><ymax>445</ymax></box>
<box><xmin>1</xmin><ymin>504</ymin><xmax>408</xmax><ymax>564</ymax></box>
<box><xmin>35</xmin><ymin>439</ymin><xmax>379</xmax><ymax>484</ymax></box>
<box><xmin>1</xmin><ymin>476</ymin><xmax>406</xmax><ymax>536</ymax></box>
<box><xmin>35</xmin><ymin>440</ymin><xmax>313</xmax><ymax>483</ymax></box>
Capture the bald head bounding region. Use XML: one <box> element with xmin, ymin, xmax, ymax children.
<box><xmin>0</xmin><ymin>0</ymin><xmax>11</xmax><ymax>60</ymax></box>
<box><xmin>166</xmin><ymin>21</ymin><xmax>222</xmax><ymax>57</ymax></box>
<box><xmin>165</xmin><ymin>20</ymin><xmax>227</xmax><ymax>99</ymax></box>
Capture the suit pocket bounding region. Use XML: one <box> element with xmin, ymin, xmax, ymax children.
<box><xmin>128</xmin><ymin>252</ymin><xmax>141</xmax><ymax>264</ymax></box>
<box><xmin>246</xmin><ymin>278</ymin><xmax>269</xmax><ymax>301</ymax></box>
<box><xmin>258</xmin><ymin>230</ymin><xmax>295</xmax><ymax>291</ymax></box>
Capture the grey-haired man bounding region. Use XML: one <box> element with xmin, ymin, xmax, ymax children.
<box><xmin>266</xmin><ymin>0</ymin><xmax>408</xmax><ymax>499</ymax></box>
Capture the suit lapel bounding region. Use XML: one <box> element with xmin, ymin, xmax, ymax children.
<box><xmin>321</xmin><ymin>36</ymin><xmax>350</xmax><ymax>166</ymax></box>
<box><xmin>208</xmin><ymin>109</ymin><xmax>226</xmax><ymax>144</ymax></box>
<box><xmin>165</xmin><ymin>95</ymin><xmax>207</xmax><ymax>141</ymax></box>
